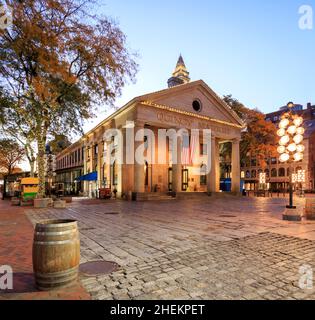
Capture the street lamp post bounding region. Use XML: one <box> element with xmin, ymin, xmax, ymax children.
<box><xmin>277</xmin><ymin>102</ymin><xmax>305</xmax><ymax>212</ymax></box>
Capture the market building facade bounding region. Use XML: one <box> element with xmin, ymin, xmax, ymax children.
<box><xmin>56</xmin><ymin>57</ymin><xmax>244</xmax><ymax>199</ymax></box>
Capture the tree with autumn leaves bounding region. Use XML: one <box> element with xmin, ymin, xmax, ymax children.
<box><xmin>0</xmin><ymin>138</ymin><xmax>25</xmax><ymax>175</ymax></box>
<box><xmin>223</xmin><ymin>95</ymin><xmax>278</xmax><ymax>170</ymax></box>
<box><xmin>0</xmin><ymin>0</ymin><xmax>137</xmax><ymax>197</ymax></box>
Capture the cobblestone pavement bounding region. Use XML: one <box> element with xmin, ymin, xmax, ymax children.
<box><xmin>25</xmin><ymin>195</ymin><xmax>315</xmax><ymax>300</ymax></box>
<box><xmin>28</xmin><ymin>196</ymin><xmax>315</xmax><ymax>299</ymax></box>
<box><xmin>0</xmin><ymin>199</ymin><xmax>90</xmax><ymax>300</ymax></box>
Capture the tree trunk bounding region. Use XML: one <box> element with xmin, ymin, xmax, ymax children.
<box><xmin>37</xmin><ymin>137</ymin><xmax>46</xmax><ymax>198</ymax></box>
<box><xmin>29</xmin><ymin>159</ymin><xmax>35</xmax><ymax>177</ymax></box>
<box><xmin>25</xmin><ymin>143</ymin><xmax>36</xmax><ymax>177</ymax></box>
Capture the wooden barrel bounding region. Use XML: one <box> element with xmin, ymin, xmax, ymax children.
<box><xmin>305</xmin><ymin>199</ymin><xmax>315</xmax><ymax>220</ymax></box>
<box><xmin>32</xmin><ymin>219</ymin><xmax>80</xmax><ymax>291</ymax></box>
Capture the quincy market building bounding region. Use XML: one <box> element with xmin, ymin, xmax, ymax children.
<box><xmin>55</xmin><ymin>57</ymin><xmax>244</xmax><ymax>199</ymax></box>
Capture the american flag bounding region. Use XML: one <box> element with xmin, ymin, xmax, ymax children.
<box><xmin>181</xmin><ymin>132</ymin><xmax>199</xmax><ymax>165</ymax></box>
<box><xmin>190</xmin><ymin>132</ymin><xmax>199</xmax><ymax>165</ymax></box>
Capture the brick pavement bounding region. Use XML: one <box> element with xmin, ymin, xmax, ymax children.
<box><xmin>25</xmin><ymin>194</ymin><xmax>315</xmax><ymax>300</ymax></box>
<box><xmin>0</xmin><ymin>199</ymin><xmax>90</xmax><ymax>300</ymax></box>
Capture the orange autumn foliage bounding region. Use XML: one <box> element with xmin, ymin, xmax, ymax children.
<box><xmin>0</xmin><ymin>0</ymin><xmax>137</xmax><ymax>197</ymax></box>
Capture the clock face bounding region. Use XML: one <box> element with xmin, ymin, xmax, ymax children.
<box><xmin>192</xmin><ymin>100</ymin><xmax>202</xmax><ymax>112</ymax></box>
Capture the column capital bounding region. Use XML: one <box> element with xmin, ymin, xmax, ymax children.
<box><xmin>134</xmin><ymin>120</ymin><xmax>145</xmax><ymax>128</ymax></box>
<box><xmin>232</xmin><ymin>138</ymin><xmax>241</xmax><ymax>144</ymax></box>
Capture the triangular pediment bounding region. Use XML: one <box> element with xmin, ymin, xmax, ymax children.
<box><xmin>137</xmin><ymin>80</ymin><xmax>243</xmax><ymax>126</ymax></box>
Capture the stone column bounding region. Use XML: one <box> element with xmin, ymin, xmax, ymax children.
<box><xmin>103</xmin><ymin>139</ymin><xmax>110</xmax><ymax>186</ymax></box>
<box><xmin>232</xmin><ymin>138</ymin><xmax>241</xmax><ymax>193</ymax></box>
<box><xmin>134</xmin><ymin>122</ymin><xmax>145</xmax><ymax>193</ymax></box>
<box><xmin>172</xmin><ymin>135</ymin><xmax>182</xmax><ymax>193</ymax></box>
<box><xmin>83</xmin><ymin>143</ymin><xmax>88</xmax><ymax>196</ymax></box>
<box><xmin>97</xmin><ymin>140</ymin><xmax>103</xmax><ymax>190</ymax></box>
<box><xmin>207</xmin><ymin>136</ymin><xmax>220</xmax><ymax>193</ymax></box>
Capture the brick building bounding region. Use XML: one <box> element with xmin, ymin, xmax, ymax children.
<box><xmin>55</xmin><ymin>140</ymin><xmax>84</xmax><ymax>195</ymax></box>
<box><xmin>241</xmin><ymin>103</ymin><xmax>315</xmax><ymax>192</ymax></box>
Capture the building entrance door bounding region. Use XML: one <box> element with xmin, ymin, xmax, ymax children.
<box><xmin>168</xmin><ymin>168</ymin><xmax>172</xmax><ymax>191</ymax></box>
<box><xmin>182</xmin><ymin>169</ymin><xmax>188</xmax><ymax>191</ymax></box>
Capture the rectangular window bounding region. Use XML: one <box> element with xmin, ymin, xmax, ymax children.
<box><xmin>200</xmin><ymin>143</ymin><xmax>207</xmax><ymax>155</ymax></box>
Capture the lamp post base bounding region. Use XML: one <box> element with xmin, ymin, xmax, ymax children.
<box><xmin>283</xmin><ymin>207</ymin><xmax>302</xmax><ymax>221</ymax></box>
<box><xmin>286</xmin><ymin>205</ymin><xmax>297</xmax><ymax>209</ymax></box>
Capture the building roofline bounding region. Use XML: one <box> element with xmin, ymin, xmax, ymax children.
<box><xmin>66</xmin><ymin>79</ymin><xmax>244</xmax><ymax>150</ymax></box>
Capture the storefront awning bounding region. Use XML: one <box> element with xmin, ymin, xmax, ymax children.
<box><xmin>75</xmin><ymin>172</ymin><xmax>97</xmax><ymax>181</ymax></box>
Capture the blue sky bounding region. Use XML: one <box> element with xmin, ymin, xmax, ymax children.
<box><xmin>83</xmin><ymin>0</ymin><xmax>315</xmax><ymax>131</ymax></box>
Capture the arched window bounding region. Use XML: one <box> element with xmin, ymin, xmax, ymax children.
<box><xmin>200</xmin><ymin>164</ymin><xmax>207</xmax><ymax>185</ymax></box>
<box><xmin>279</xmin><ymin>168</ymin><xmax>285</xmax><ymax>177</ymax></box>
<box><xmin>246</xmin><ymin>170</ymin><xmax>250</xmax><ymax>178</ymax></box>
<box><xmin>271</xmin><ymin>168</ymin><xmax>277</xmax><ymax>177</ymax></box>
<box><xmin>251</xmin><ymin>170</ymin><xmax>256</xmax><ymax>178</ymax></box>
<box><xmin>265</xmin><ymin>169</ymin><xmax>270</xmax><ymax>178</ymax></box>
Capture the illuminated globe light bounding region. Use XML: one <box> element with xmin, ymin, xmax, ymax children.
<box><xmin>296</xmin><ymin>127</ymin><xmax>305</xmax><ymax>135</ymax></box>
<box><xmin>296</xmin><ymin>144</ymin><xmax>305</xmax><ymax>153</ymax></box>
<box><xmin>293</xmin><ymin>117</ymin><xmax>303</xmax><ymax>127</ymax></box>
<box><xmin>293</xmin><ymin>152</ymin><xmax>303</xmax><ymax>162</ymax></box>
<box><xmin>287</xmin><ymin>143</ymin><xmax>297</xmax><ymax>152</ymax></box>
<box><xmin>279</xmin><ymin>135</ymin><xmax>290</xmax><ymax>146</ymax></box>
<box><xmin>293</xmin><ymin>134</ymin><xmax>303</xmax><ymax>145</ymax></box>
<box><xmin>279</xmin><ymin>118</ymin><xmax>290</xmax><ymax>129</ymax></box>
<box><xmin>277</xmin><ymin>128</ymin><xmax>286</xmax><ymax>137</ymax></box>
<box><xmin>277</xmin><ymin>145</ymin><xmax>286</xmax><ymax>154</ymax></box>
<box><xmin>279</xmin><ymin>153</ymin><xmax>290</xmax><ymax>163</ymax></box>
<box><xmin>287</xmin><ymin>125</ymin><xmax>297</xmax><ymax>135</ymax></box>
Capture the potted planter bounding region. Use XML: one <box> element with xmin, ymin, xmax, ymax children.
<box><xmin>305</xmin><ymin>199</ymin><xmax>315</xmax><ymax>220</ymax></box>
<box><xmin>53</xmin><ymin>200</ymin><xmax>66</xmax><ymax>208</ymax></box>
<box><xmin>61</xmin><ymin>196</ymin><xmax>72</xmax><ymax>203</ymax></box>
<box><xmin>34</xmin><ymin>198</ymin><xmax>51</xmax><ymax>208</ymax></box>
